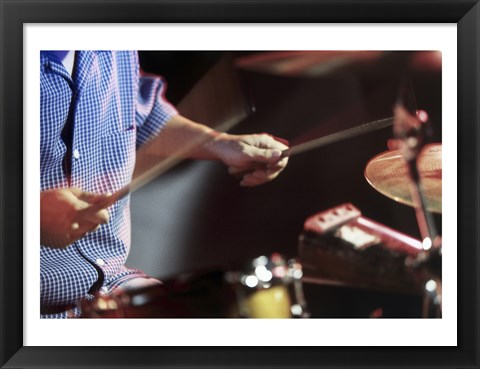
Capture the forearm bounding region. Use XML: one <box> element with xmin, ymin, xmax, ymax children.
<box><xmin>137</xmin><ymin>114</ymin><xmax>222</xmax><ymax>160</ymax></box>
<box><xmin>133</xmin><ymin>114</ymin><xmax>289</xmax><ymax>187</ymax></box>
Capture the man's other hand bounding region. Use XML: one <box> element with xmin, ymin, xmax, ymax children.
<box><xmin>40</xmin><ymin>188</ymin><xmax>111</xmax><ymax>248</ymax></box>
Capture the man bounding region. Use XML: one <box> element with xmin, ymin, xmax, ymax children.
<box><xmin>40</xmin><ymin>51</ymin><xmax>288</xmax><ymax>318</ymax></box>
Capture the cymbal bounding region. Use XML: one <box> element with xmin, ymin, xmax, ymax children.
<box><xmin>364</xmin><ymin>143</ymin><xmax>442</xmax><ymax>213</ymax></box>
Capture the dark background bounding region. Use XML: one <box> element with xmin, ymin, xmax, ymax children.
<box><xmin>127</xmin><ymin>51</ymin><xmax>442</xmax><ymax>317</ymax></box>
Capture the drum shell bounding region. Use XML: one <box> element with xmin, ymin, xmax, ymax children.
<box><xmin>81</xmin><ymin>257</ymin><xmax>309</xmax><ymax>319</ymax></box>
<box><xmin>225</xmin><ymin>255</ymin><xmax>309</xmax><ymax>318</ymax></box>
<box><xmin>81</xmin><ymin>270</ymin><xmax>237</xmax><ymax>318</ymax></box>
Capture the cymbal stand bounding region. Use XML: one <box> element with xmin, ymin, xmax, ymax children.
<box><xmin>393</xmin><ymin>103</ymin><xmax>442</xmax><ymax>318</ymax></box>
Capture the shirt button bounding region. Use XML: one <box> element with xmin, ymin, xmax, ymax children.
<box><xmin>95</xmin><ymin>258</ymin><xmax>105</xmax><ymax>266</ymax></box>
<box><xmin>73</xmin><ymin>149</ymin><xmax>80</xmax><ymax>159</ymax></box>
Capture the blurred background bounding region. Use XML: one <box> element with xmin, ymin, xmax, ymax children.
<box><xmin>126</xmin><ymin>51</ymin><xmax>442</xmax><ymax>317</ymax></box>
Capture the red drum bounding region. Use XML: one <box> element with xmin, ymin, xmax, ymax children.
<box><xmin>80</xmin><ymin>270</ymin><xmax>236</xmax><ymax>318</ymax></box>
<box><xmin>80</xmin><ymin>254</ymin><xmax>309</xmax><ymax>318</ymax></box>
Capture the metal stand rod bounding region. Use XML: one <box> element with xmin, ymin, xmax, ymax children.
<box><xmin>405</xmin><ymin>159</ymin><xmax>439</xmax><ymax>244</ymax></box>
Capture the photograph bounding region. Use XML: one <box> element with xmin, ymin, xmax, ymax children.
<box><xmin>39</xmin><ymin>50</ymin><xmax>442</xmax><ymax>320</ymax></box>
<box><xmin>1</xmin><ymin>0</ymin><xmax>479</xmax><ymax>368</ymax></box>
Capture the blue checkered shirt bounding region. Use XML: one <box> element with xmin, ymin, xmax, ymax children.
<box><xmin>40</xmin><ymin>51</ymin><xmax>177</xmax><ymax>318</ymax></box>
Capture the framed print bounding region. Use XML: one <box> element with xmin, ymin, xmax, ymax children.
<box><xmin>1</xmin><ymin>0</ymin><xmax>479</xmax><ymax>368</ymax></box>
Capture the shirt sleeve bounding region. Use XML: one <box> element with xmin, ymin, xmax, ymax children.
<box><xmin>135</xmin><ymin>72</ymin><xmax>178</xmax><ymax>148</ymax></box>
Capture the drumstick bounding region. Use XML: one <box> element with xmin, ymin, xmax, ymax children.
<box><xmin>231</xmin><ymin>116</ymin><xmax>394</xmax><ymax>178</ymax></box>
<box><xmin>90</xmin><ymin>114</ymin><xmax>245</xmax><ymax>210</ymax></box>
<box><xmin>282</xmin><ymin>116</ymin><xmax>394</xmax><ymax>158</ymax></box>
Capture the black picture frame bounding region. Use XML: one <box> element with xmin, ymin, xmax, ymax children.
<box><xmin>1</xmin><ymin>1</ymin><xmax>478</xmax><ymax>368</ymax></box>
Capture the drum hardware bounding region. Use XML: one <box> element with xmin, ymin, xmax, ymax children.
<box><xmin>391</xmin><ymin>104</ymin><xmax>441</xmax><ymax>240</ymax></box>
<box><xmin>405</xmin><ymin>246</ymin><xmax>442</xmax><ymax>318</ymax></box>
<box><xmin>422</xmin><ymin>277</ymin><xmax>442</xmax><ymax>318</ymax></box>
<box><xmin>80</xmin><ymin>254</ymin><xmax>309</xmax><ymax>318</ymax></box>
<box><xmin>392</xmin><ymin>98</ymin><xmax>442</xmax><ymax>317</ymax></box>
<box><xmin>298</xmin><ymin>203</ymin><xmax>425</xmax><ymax>296</ymax></box>
<box><xmin>363</xmin><ymin>91</ymin><xmax>442</xmax><ymax>317</ymax></box>
<box><xmin>225</xmin><ymin>254</ymin><xmax>309</xmax><ymax>318</ymax></box>
<box><xmin>365</xmin><ymin>81</ymin><xmax>441</xmax><ymax>214</ymax></box>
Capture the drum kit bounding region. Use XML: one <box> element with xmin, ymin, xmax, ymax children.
<box><xmin>81</xmin><ymin>53</ymin><xmax>442</xmax><ymax>319</ymax></box>
<box><xmin>81</xmin><ymin>254</ymin><xmax>309</xmax><ymax>318</ymax></box>
<box><xmin>81</xmin><ymin>101</ymin><xmax>442</xmax><ymax>319</ymax></box>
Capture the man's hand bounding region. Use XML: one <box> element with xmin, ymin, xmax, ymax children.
<box><xmin>209</xmin><ymin>133</ymin><xmax>289</xmax><ymax>187</ymax></box>
<box><xmin>40</xmin><ymin>188</ymin><xmax>111</xmax><ymax>248</ymax></box>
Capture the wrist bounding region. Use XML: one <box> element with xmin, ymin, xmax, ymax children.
<box><xmin>203</xmin><ymin>131</ymin><xmax>231</xmax><ymax>160</ymax></box>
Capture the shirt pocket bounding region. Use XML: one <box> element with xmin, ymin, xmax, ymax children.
<box><xmin>102</xmin><ymin>126</ymin><xmax>137</xmax><ymax>193</ymax></box>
